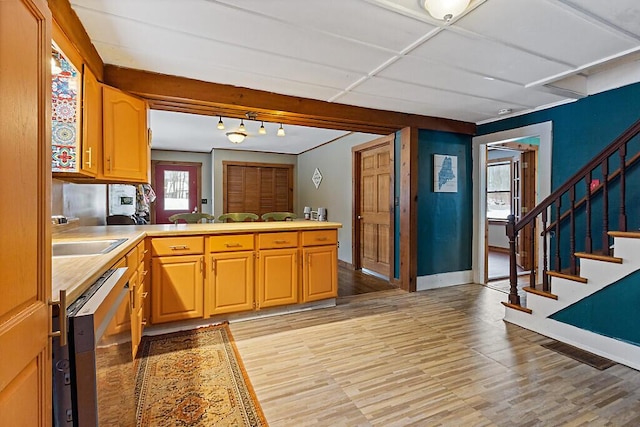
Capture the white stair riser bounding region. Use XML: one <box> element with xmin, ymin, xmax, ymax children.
<box><xmin>577</xmin><ymin>258</ymin><xmax>637</xmax><ymax>287</ymax></box>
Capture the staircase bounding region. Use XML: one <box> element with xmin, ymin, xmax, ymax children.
<box><xmin>502</xmin><ymin>117</ymin><xmax>640</xmax><ymax>370</ymax></box>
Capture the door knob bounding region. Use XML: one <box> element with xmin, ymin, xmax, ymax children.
<box><xmin>357</xmin><ymin>215</ymin><xmax>363</xmax><ymax>219</ymax></box>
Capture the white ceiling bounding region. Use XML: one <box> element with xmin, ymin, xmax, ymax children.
<box><xmin>70</xmin><ymin>0</ymin><xmax>640</xmax><ymax>154</ymax></box>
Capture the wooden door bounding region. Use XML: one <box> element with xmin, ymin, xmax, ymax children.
<box><xmin>153</xmin><ymin>162</ymin><xmax>201</xmax><ymax>223</ymax></box>
<box><xmin>302</xmin><ymin>245</ymin><xmax>338</xmax><ymax>302</ymax></box>
<box><xmin>0</xmin><ymin>1</ymin><xmax>52</xmax><ymax>424</ymax></box>
<box><xmin>208</xmin><ymin>251</ymin><xmax>255</xmax><ymax>315</ymax></box>
<box><xmin>513</xmin><ymin>151</ymin><xmax>537</xmax><ymax>270</ymax></box>
<box><xmin>257</xmin><ymin>248</ymin><xmax>298</xmax><ymax>308</ymax></box>
<box><xmin>151</xmin><ymin>255</ymin><xmax>204</xmax><ymax>323</ymax></box>
<box><xmin>223</xmin><ymin>162</ymin><xmax>293</xmax><ymax>216</ymax></box>
<box><xmin>102</xmin><ymin>85</ymin><xmax>149</xmax><ymax>182</ymax></box>
<box><xmin>356</xmin><ymin>139</ymin><xmax>392</xmax><ymax>278</ymax></box>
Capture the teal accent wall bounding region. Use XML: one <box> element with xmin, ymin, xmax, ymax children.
<box><xmin>550</xmin><ymin>269</ymin><xmax>640</xmax><ymax>346</ymax></box>
<box><xmin>417</xmin><ymin>130</ymin><xmax>472</xmax><ymax>275</ymax></box>
<box><xmin>478</xmin><ymin>82</ymin><xmax>640</xmax><ymax>190</ymax></box>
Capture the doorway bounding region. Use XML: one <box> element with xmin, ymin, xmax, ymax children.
<box><xmin>352</xmin><ymin>135</ymin><xmax>394</xmax><ymax>280</ymax></box>
<box><xmin>152</xmin><ymin>161</ymin><xmax>202</xmax><ymax>224</ymax></box>
<box><xmin>473</xmin><ymin>122</ymin><xmax>553</xmax><ymax>288</ymax></box>
<box><xmin>485</xmin><ymin>143</ymin><xmax>538</xmax><ymax>283</ymax></box>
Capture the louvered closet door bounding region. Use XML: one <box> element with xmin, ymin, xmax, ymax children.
<box><xmin>223</xmin><ymin>162</ymin><xmax>293</xmax><ymax>216</ymax></box>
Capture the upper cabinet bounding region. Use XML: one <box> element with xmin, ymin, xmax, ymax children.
<box><xmin>102</xmin><ymin>86</ymin><xmax>150</xmax><ymax>183</ymax></box>
<box><xmin>51</xmin><ymin>23</ymin><xmax>150</xmax><ymax>184</ymax></box>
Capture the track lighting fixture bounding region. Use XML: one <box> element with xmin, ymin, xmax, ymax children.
<box><xmin>259</xmin><ymin>121</ymin><xmax>267</xmax><ymax>135</ymax></box>
<box><xmin>217</xmin><ymin>116</ymin><xmax>225</xmax><ymax>130</ymax></box>
<box><xmin>216</xmin><ymin>114</ymin><xmax>286</xmax><ymax>143</ymax></box>
<box><xmin>238</xmin><ymin>119</ymin><xmax>246</xmax><ymax>132</ymax></box>
<box><xmin>277</xmin><ymin>123</ymin><xmax>285</xmax><ymax>137</ymax></box>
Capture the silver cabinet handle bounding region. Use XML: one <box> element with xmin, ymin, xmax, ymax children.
<box><xmin>169</xmin><ymin>245</ymin><xmax>189</xmax><ymax>250</ymax></box>
<box><xmin>49</xmin><ymin>290</ymin><xmax>67</xmax><ymax>346</ymax></box>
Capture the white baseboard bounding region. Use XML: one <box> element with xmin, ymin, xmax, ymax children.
<box><xmin>417</xmin><ymin>270</ymin><xmax>473</xmax><ymax>291</ymax></box>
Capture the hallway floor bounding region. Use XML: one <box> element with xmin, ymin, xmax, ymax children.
<box><xmin>230</xmin><ymin>284</ymin><xmax>640</xmax><ymax>426</ymax></box>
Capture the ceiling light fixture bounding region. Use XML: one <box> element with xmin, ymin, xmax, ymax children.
<box><xmin>277</xmin><ymin>123</ymin><xmax>285</xmax><ymax>137</ymax></box>
<box><xmin>238</xmin><ymin>119</ymin><xmax>246</xmax><ymax>132</ymax></box>
<box><xmin>259</xmin><ymin>121</ymin><xmax>267</xmax><ymax>135</ymax></box>
<box><xmin>423</xmin><ymin>0</ymin><xmax>470</xmax><ymax>22</ymax></box>
<box><xmin>217</xmin><ymin>116</ymin><xmax>225</xmax><ymax>130</ymax></box>
<box><xmin>226</xmin><ymin>131</ymin><xmax>247</xmax><ymax>144</ymax></box>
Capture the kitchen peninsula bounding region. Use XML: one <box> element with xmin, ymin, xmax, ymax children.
<box><xmin>53</xmin><ymin>220</ymin><xmax>341</xmax><ymax>336</ymax></box>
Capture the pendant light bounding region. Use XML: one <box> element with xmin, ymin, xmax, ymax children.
<box><xmin>277</xmin><ymin>123</ymin><xmax>285</xmax><ymax>137</ymax></box>
<box><xmin>217</xmin><ymin>116</ymin><xmax>225</xmax><ymax>130</ymax></box>
<box><xmin>238</xmin><ymin>119</ymin><xmax>246</xmax><ymax>132</ymax></box>
<box><xmin>259</xmin><ymin>121</ymin><xmax>267</xmax><ymax>135</ymax></box>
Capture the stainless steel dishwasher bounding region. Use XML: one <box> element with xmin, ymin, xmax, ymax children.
<box><xmin>53</xmin><ymin>267</ymin><xmax>136</xmax><ymax>426</ymax></box>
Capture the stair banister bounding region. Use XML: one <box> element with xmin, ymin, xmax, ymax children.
<box><xmin>506</xmin><ymin>117</ymin><xmax>640</xmax><ymax>307</ymax></box>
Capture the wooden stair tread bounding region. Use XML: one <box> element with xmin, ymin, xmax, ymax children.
<box><xmin>608</xmin><ymin>231</ymin><xmax>640</xmax><ymax>239</ymax></box>
<box><xmin>523</xmin><ymin>287</ymin><xmax>558</xmax><ymax>300</ymax></box>
<box><xmin>574</xmin><ymin>252</ymin><xmax>622</xmax><ymax>263</ymax></box>
<box><xmin>546</xmin><ymin>270</ymin><xmax>588</xmax><ymax>283</ymax></box>
<box><xmin>501</xmin><ymin>301</ymin><xmax>532</xmax><ymax>314</ymax></box>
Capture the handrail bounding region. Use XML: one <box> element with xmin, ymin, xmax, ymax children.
<box><xmin>513</xmin><ymin>118</ymin><xmax>640</xmax><ymax>234</ymax></box>
<box><xmin>505</xmin><ymin>116</ymin><xmax>640</xmax><ymax>307</ymax></box>
<box><xmin>543</xmin><ymin>150</ymin><xmax>640</xmax><ymax>234</ymax></box>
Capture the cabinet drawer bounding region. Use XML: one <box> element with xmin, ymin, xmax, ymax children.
<box><xmin>151</xmin><ymin>236</ymin><xmax>204</xmax><ymax>256</ymax></box>
<box><xmin>137</xmin><ymin>240</ymin><xmax>147</xmax><ymax>264</ymax></box>
<box><xmin>302</xmin><ymin>230</ymin><xmax>337</xmax><ymax>246</ymax></box>
<box><xmin>258</xmin><ymin>232</ymin><xmax>298</xmax><ymax>249</ymax></box>
<box><xmin>209</xmin><ymin>234</ymin><xmax>254</xmax><ymax>252</ymax></box>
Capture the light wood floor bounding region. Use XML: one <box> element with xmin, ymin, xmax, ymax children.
<box><xmin>230</xmin><ymin>284</ymin><xmax>640</xmax><ymax>426</ymax></box>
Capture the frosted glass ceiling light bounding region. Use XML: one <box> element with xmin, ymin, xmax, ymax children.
<box><xmin>238</xmin><ymin>119</ymin><xmax>246</xmax><ymax>132</ymax></box>
<box><xmin>259</xmin><ymin>121</ymin><xmax>267</xmax><ymax>135</ymax></box>
<box><xmin>424</xmin><ymin>0</ymin><xmax>470</xmax><ymax>22</ymax></box>
<box><xmin>226</xmin><ymin>131</ymin><xmax>246</xmax><ymax>144</ymax></box>
<box><xmin>217</xmin><ymin>116</ymin><xmax>225</xmax><ymax>130</ymax></box>
<box><xmin>277</xmin><ymin>123</ymin><xmax>285</xmax><ymax>137</ymax></box>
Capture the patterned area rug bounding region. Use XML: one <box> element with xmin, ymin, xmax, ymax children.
<box><xmin>136</xmin><ymin>323</ymin><xmax>268</xmax><ymax>426</ymax></box>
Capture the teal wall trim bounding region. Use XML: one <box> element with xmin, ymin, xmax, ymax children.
<box><xmin>550</xmin><ymin>269</ymin><xmax>640</xmax><ymax>346</ymax></box>
<box><xmin>417</xmin><ymin>130</ymin><xmax>472</xmax><ymax>275</ymax></box>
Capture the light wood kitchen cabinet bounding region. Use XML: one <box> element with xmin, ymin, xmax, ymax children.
<box><xmin>207</xmin><ymin>234</ymin><xmax>255</xmax><ymax>315</ymax></box>
<box><xmin>257</xmin><ymin>232</ymin><xmax>298</xmax><ymax>308</ymax></box>
<box><xmin>131</xmin><ymin>240</ymin><xmax>148</xmax><ymax>357</ymax></box>
<box><xmin>301</xmin><ymin>230</ymin><xmax>338</xmax><ymax>302</ymax></box>
<box><xmin>102</xmin><ymin>85</ymin><xmax>150</xmax><ymax>183</ymax></box>
<box><xmin>208</xmin><ymin>251</ymin><xmax>255</xmax><ymax>315</ymax></box>
<box><xmin>151</xmin><ymin>237</ymin><xmax>204</xmax><ymax>324</ymax></box>
<box><xmin>79</xmin><ymin>64</ymin><xmax>101</xmax><ymax>176</ymax></box>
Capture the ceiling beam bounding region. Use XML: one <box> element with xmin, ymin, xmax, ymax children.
<box><xmin>104</xmin><ymin>66</ymin><xmax>476</xmax><ymax>136</ymax></box>
<box><xmin>48</xmin><ymin>0</ymin><xmax>104</xmax><ymax>81</ymax></box>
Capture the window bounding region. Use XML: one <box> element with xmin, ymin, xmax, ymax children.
<box><xmin>487</xmin><ymin>161</ymin><xmax>511</xmax><ymax>220</ymax></box>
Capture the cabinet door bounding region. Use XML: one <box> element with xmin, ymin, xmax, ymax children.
<box><xmin>0</xmin><ymin>1</ymin><xmax>51</xmax><ymax>424</ymax></box>
<box><xmin>207</xmin><ymin>251</ymin><xmax>254</xmax><ymax>315</ymax></box>
<box><xmin>103</xmin><ymin>85</ymin><xmax>149</xmax><ymax>182</ymax></box>
<box><xmin>151</xmin><ymin>255</ymin><xmax>204</xmax><ymax>324</ymax></box>
<box><xmin>80</xmin><ymin>64</ymin><xmax>101</xmax><ymax>176</ymax></box>
<box><xmin>302</xmin><ymin>246</ymin><xmax>338</xmax><ymax>302</ymax></box>
<box><xmin>258</xmin><ymin>248</ymin><xmax>298</xmax><ymax>308</ymax></box>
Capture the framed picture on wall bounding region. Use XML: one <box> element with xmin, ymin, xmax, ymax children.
<box><xmin>434</xmin><ymin>154</ymin><xmax>457</xmax><ymax>193</ymax></box>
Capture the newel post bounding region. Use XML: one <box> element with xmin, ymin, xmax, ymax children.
<box><xmin>506</xmin><ymin>215</ymin><xmax>521</xmax><ymax>305</ymax></box>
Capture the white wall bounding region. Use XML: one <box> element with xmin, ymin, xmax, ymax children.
<box><xmin>297</xmin><ymin>133</ymin><xmax>379</xmax><ymax>264</ymax></box>
<box><xmin>488</xmin><ymin>223</ymin><xmax>509</xmax><ymax>249</ymax></box>
<box><xmin>151</xmin><ymin>150</ymin><xmax>213</xmax><ymax>214</ymax></box>
<box><xmin>210</xmin><ymin>149</ymin><xmax>298</xmax><ymax>218</ymax></box>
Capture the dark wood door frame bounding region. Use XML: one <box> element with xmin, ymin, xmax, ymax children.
<box><xmin>150</xmin><ymin>160</ymin><xmax>202</xmax><ymax>223</ymax></box>
<box><xmin>352</xmin><ymin>135</ymin><xmax>395</xmax><ymax>282</ymax></box>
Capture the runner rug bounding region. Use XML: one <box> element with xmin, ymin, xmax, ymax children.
<box><xmin>136</xmin><ymin>323</ymin><xmax>268</xmax><ymax>426</ymax></box>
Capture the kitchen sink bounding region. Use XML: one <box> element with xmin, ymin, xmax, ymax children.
<box><xmin>52</xmin><ymin>238</ymin><xmax>127</xmax><ymax>257</ymax></box>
